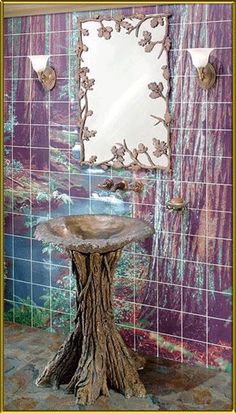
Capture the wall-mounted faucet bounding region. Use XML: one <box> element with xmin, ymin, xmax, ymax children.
<box><xmin>98</xmin><ymin>179</ymin><xmax>144</xmax><ymax>193</ymax></box>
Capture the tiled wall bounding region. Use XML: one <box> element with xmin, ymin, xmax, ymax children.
<box><xmin>4</xmin><ymin>4</ymin><xmax>232</xmax><ymax>370</ymax></box>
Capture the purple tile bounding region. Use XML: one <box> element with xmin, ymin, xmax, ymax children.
<box><xmin>50</xmin><ymin>31</ymin><xmax>69</xmax><ymax>55</ymax></box>
<box><xmin>183</xmin><ymin>313</ymin><xmax>206</xmax><ymax>341</ymax></box>
<box><xmin>13</xmin><ymin>79</ymin><xmax>31</xmax><ymax>102</ymax></box>
<box><xmin>133</xmin><ymin>253</ymin><xmax>154</xmax><ymax>281</ymax></box>
<box><xmin>183</xmin><ymin>287</ymin><xmax>206</xmax><ymax>315</ymax></box>
<box><xmin>172</xmin><ymin>102</ymin><xmax>181</xmax><ymax>129</ymax></box>
<box><xmin>50</xmin><ymin>172</ymin><xmax>69</xmax><ymax>194</ymax></box>
<box><xmin>182</xmin><ymin>74</ymin><xmax>206</xmax><ymax>104</ymax></box>
<box><xmin>4</xmin><ymin>35</ymin><xmax>12</xmax><ymax>56</ymax></box>
<box><xmin>208</xmin><ymin>317</ymin><xmax>232</xmax><ymax>346</ymax></box>
<box><xmin>157</xmin><ymin>179</ymin><xmax>181</xmax><ymax>207</ymax></box>
<box><xmin>207</xmin><ymin>238</ymin><xmax>232</xmax><ymax>266</ymax></box>
<box><xmin>182</xmin><ymin>182</ymin><xmax>207</xmax><ymax>210</ymax></box>
<box><xmin>31</xmin><ymin>148</ymin><xmax>49</xmax><ymax>171</ymax></box>
<box><xmin>31</xmin><ymin>79</ymin><xmax>48</xmax><ymax>102</ymax></box>
<box><xmin>206</xmin><ymin>157</ymin><xmax>232</xmax><ymax>185</ymax></box>
<box><xmin>158</xmin><ymin>232</ymin><xmax>182</xmax><ymax>260</ymax></box>
<box><xmin>157</xmin><ymin>257</ymin><xmax>182</xmax><ymax>285</ymax></box>
<box><xmin>50</xmin><ymin>79</ymin><xmax>69</xmax><ymax>102</ymax></box>
<box><xmin>70</xmin><ymin>173</ymin><xmax>89</xmax><ymax>197</ymax></box>
<box><xmin>208</xmin><ymin>344</ymin><xmax>232</xmax><ymax>369</ymax></box>
<box><xmin>114</xmin><ymin>299</ymin><xmax>134</xmax><ymax>326</ymax></box>
<box><xmin>13</xmin><ymin>56</ymin><xmax>31</xmax><ymax>78</ymax></box>
<box><xmin>159</xmin><ymin>334</ymin><xmax>182</xmax><ymax>362</ymax></box>
<box><xmin>161</xmin><ymin>208</ymin><xmax>182</xmax><ymax>234</ymax></box>
<box><xmin>182</xmin><ymin>129</ymin><xmax>206</xmax><ymax>158</ymax></box>
<box><xmin>210</xmin><ymin>48</ymin><xmax>232</xmax><ymax>75</ymax></box>
<box><xmin>4</xmin><ymin>145</ymin><xmax>12</xmax><ymax>163</ymax></box>
<box><xmin>207</xmin><ymin>21</ymin><xmax>232</xmax><ymax>48</ymax></box>
<box><xmin>31</xmin><ymin>15</ymin><xmax>47</xmax><ymax>33</ymax></box>
<box><xmin>207</xmin><ymin>210</ymin><xmax>232</xmax><ymax>239</ymax></box>
<box><xmin>135</xmin><ymin>304</ymin><xmax>157</xmax><ymax>332</ymax></box>
<box><xmin>13</xmin><ymin>102</ymin><xmax>30</xmax><ymax>124</ymax></box>
<box><xmin>13</xmin><ymin>213</ymin><xmax>31</xmax><ymax>237</ymax></box>
<box><xmin>207</xmin><ymin>103</ymin><xmax>232</xmax><ymax>130</ymax></box>
<box><xmin>207</xmin><ymin>130</ymin><xmax>232</xmax><ymax>158</ymax></box>
<box><xmin>31</xmin><ymin>171</ymin><xmax>49</xmax><ymax>192</ymax></box>
<box><xmin>183</xmin><ymin>209</ymin><xmax>207</xmax><ymax>236</ymax></box>
<box><xmin>4</xmin><ymin>18</ymin><xmax>12</xmax><ymax>35</ymax></box>
<box><xmin>208</xmin><ymin>75</ymin><xmax>232</xmax><ymax>103</ymax></box>
<box><xmin>183</xmin><ymin>339</ymin><xmax>206</xmax><ymax>366</ymax></box>
<box><xmin>13</xmin><ymin>147</ymin><xmax>30</xmax><ymax>169</ymax></box>
<box><xmin>12</xmin><ymin>16</ymin><xmax>31</xmax><ymax>34</ymax></box>
<box><xmin>13</xmin><ymin>124</ymin><xmax>30</xmax><ymax>146</ymax></box>
<box><xmin>70</xmin><ymin>102</ymin><xmax>79</xmax><ymax>126</ymax></box>
<box><xmin>114</xmin><ymin>277</ymin><xmax>134</xmax><ymax>302</ymax></box>
<box><xmin>50</xmin><ymin>102</ymin><xmax>69</xmax><ymax>125</ymax></box>
<box><xmin>158</xmin><ymin>283</ymin><xmax>181</xmax><ymax>311</ymax></box>
<box><xmin>208</xmin><ymin>291</ymin><xmax>232</xmax><ymax>320</ymax></box>
<box><xmin>50</xmin><ymin>55</ymin><xmax>69</xmax><ymax>79</ymax></box>
<box><xmin>118</xmin><ymin>326</ymin><xmax>134</xmax><ymax>350</ymax></box>
<box><xmin>208</xmin><ymin>264</ymin><xmax>232</xmax><ymax>293</ymax></box>
<box><xmin>135</xmin><ymin>280</ymin><xmax>157</xmax><ymax>307</ymax></box>
<box><xmin>31</xmin><ymin>102</ymin><xmax>49</xmax><ymax>125</ymax></box>
<box><xmin>159</xmin><ymin>309</ymin><xmax>181</xmax><ymax>336</ymax></box>
<box><xmin>50</xmin><ymin>149</ymin><xmax>70</xmax><ymax>172</ymax></box>
<box><xmin>183</xmin><ymin>261</ymin><xmax>206</xmax><ymax>289</ymax></box>
<box><xmin>31</xmin><ymin>125</ymin><xmax>49</xmax><ymax>148</ymax></box>
<box><xmin>135</xmin><ymin>329</ymin><xmax>157</xmax><ymax>357</ymax></box>
<box><xmin>182</xmin><ymin>103</ymin><xmax>207</xmax><ymax>130</ymax></box>
<box><xmin>185</xmin><ymin>4</ymin><xmax>207</xmax><ymax>22</ymax></box>
<box><xmin>181</xmin><ymin>22</ymin><xmax>207</xmax><ymax>49</ymax></box>
<box><xmin>208</xmin><ymin>4</ymin><xmax>232</xmax><ymax>21</ymax></box>
<box><xmin>4</xmin><ymin>58</ymin><xmax>12</xmax><ymax>79</ymax></box>
<box><xmin>30</xmin><ymin>32</ymin><xmax>48</xmax><ymax>54</ymax></box>
<box><xmin>4</xmin><ymin>79</ymin><xmax>12</xmax><ymax>101</ymax></box>
<box><xmin>183</xmin><ymin>234</ymin><xmax>206</xmax><ymax>263</ymax></box>
<box><xmin>13</xmin><ymin>34</ymin><xmax>30</xmax><ymax>56</ymax></box>
<box><xmin>50</xmin><ymin>13</ymin><xmax>70</xmax><ymax>31</ymax></box>
<box><xmin>207</xmin><ymin>184</ymin><xmax>232</xmax><ymax>212</ymax></box>
<box><xmin>4</xmin><ymin>213</ymin><xmax>13</xmax><ymax>234</ymax></box>
<box><xmin>169</xmin><ymin>50</ymin><xmax>181</xmax><ymax>78</ymax></box>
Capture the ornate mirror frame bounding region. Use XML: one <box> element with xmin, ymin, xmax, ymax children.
<box><xmin>76</xmin><ymin>13</ymin><xmax>172</xmax><ymax>171</ymax></box>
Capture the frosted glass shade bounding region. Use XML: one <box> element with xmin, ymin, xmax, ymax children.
<box><xmin>28</xmin><ymin>55</ymin><xmax>50</xmax><ymax>72</ymax></box>
<box><xmin>187</xmin><ymin>48</ymin><xmax>214</xmax><ymax>68</ymax></box>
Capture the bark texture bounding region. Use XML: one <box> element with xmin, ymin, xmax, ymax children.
<box><xmin>36</xmin><ymin>249</ymin><xmax>146</xmax><ymax>405</ymax></box>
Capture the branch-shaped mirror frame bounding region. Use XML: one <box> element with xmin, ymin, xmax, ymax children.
<box><xmin>77</xmin><ymin>13</ymin><xmax>172</xmax><ymax>172</ymax></box>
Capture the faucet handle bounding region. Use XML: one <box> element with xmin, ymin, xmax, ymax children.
<box><xmin>97</xmin><ymin>178</ymin><xmax>114</xmax><ymax>190</ymax></box>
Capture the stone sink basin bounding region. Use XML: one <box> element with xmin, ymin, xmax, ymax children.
<box><xmin>34</xmin><ymin>214</ymin><xmax>154</xmax><ymax>253</ymax></box>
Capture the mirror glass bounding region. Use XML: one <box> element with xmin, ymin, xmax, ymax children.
<box><xmin>77</xmin><ymin>13</ymin><xmax>171</xmax><ymax>171</ymax></box>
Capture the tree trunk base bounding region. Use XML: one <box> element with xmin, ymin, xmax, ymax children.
<box><xmin>36</xmin><ymin>249</ymin><xmax>146</xmax><ymax>405</ymax></box>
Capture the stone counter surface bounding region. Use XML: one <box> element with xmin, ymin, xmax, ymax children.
<box><xmin>4</xmin><ymin>321</ymin><xmax>232</xmax><ymax>411</ymax></box>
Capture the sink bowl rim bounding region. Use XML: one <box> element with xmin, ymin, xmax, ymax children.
<box><xmin>34</xmin><ymin>214</ymin><xmax>155</xmax><ymax>254</ymax></box>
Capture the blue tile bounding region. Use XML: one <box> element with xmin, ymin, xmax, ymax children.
<box><xmin>14</xmin><ymin>258</ymin><xmax>31</xmax><ymax>282</ymax></box>
<box><xmin>4</xmin><ymin>278</ymin><xmax>13</xmax><ymax>301</ymax></box>
<box><xmin>14</xmin><ymin>280</ymin><xmax>31</xmax><ymax>302</ymax></box>
<box><xmin>32</xmin><ymin>262</ymin><xmax>50</xmax><ymax>286</ymax></box>
<box><xmin>32</xmin><ymin>239</ymin><xmax>49</xmax><ymax>263</ymax></box>
<box><xmin>14</xmin><ymin>236</ymin><xmax>31</xmax><ymax>260</ymax></box>
<box><xmin>32</xmin><ymin>284</ymin><xmax>50</xmax><ymax>308</ymax></box>
<box><xmin>4</xmin><ymin>235</ymin><xmax>13</xmax><ymax>257</ymax></box>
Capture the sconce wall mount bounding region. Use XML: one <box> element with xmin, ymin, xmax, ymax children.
<box><xmin>187</xmin><ymin>48</ymin><xmax>216</xmax><ymax>90</ymax></box>
<box><xmin>28</xmin><ymin>55</ymin><xmax>56</xmax><ymax>91</ymax></box>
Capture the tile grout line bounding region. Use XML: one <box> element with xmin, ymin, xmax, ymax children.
<box><xmin>29</xmin><ymin>15</ymin><xmax>33</xmax><ymax>328</ymax></box>
<box><xmin>11</xmin><ymin>17</ymin><xmax>15</xmax><ymax>323</ymax></box>
<box><xmin>205</xmin><ymin>4</ymin><xmax>209</xmax><ymax>368</ymax></box>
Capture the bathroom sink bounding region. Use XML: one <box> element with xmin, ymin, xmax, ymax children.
<box><xmin>35</xmin><ymin>214</ymin><xmax>154</xmax><ymax>404</ymax></box>
<box><xmin>34</xmin><ymin>214</ymin><xmax>154</xmax><ymax>253</ymax></box>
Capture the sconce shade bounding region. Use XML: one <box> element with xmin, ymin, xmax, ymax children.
<box><xmin>187</xmin><ymin>48</ymin><xmax>214</xmax><ymax>68</ymax></box>
<box><xmin>28</xmin><ymin>55</ymin><xmax>50</xmax><ymax>72</ymax></box>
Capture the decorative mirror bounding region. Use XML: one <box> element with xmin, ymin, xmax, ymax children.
<box><xmin>77</xmin><ymin>13</ymin><xmax>171</xmax><ymax>171</ymax></box>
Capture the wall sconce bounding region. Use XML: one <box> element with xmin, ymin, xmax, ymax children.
<box><xmin>187</xmin><ymin>48</ymin><xmax>216</xmax><ymax>89</ymax></box>
<box><xmin>28</xmin><ymin>55</ymin><xmax>56</xmax><ymax>91</ymax></box>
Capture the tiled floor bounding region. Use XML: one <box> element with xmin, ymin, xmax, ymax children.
<box><xmin>4</xmin><ymin>321</ymin><xmax>232</xmax><ymax>411</ymax></box>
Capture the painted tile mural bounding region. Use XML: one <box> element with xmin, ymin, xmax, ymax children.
<box><xmin>4</xmin><ymin>4</ymin><xmax>232</xmax><ymax>372</ymax></box>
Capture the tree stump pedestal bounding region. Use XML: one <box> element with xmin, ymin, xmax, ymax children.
<box><xmin>36</xmin><ymin>249</ymin><xmax>146</xmax><ymax>405</ymax></box>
